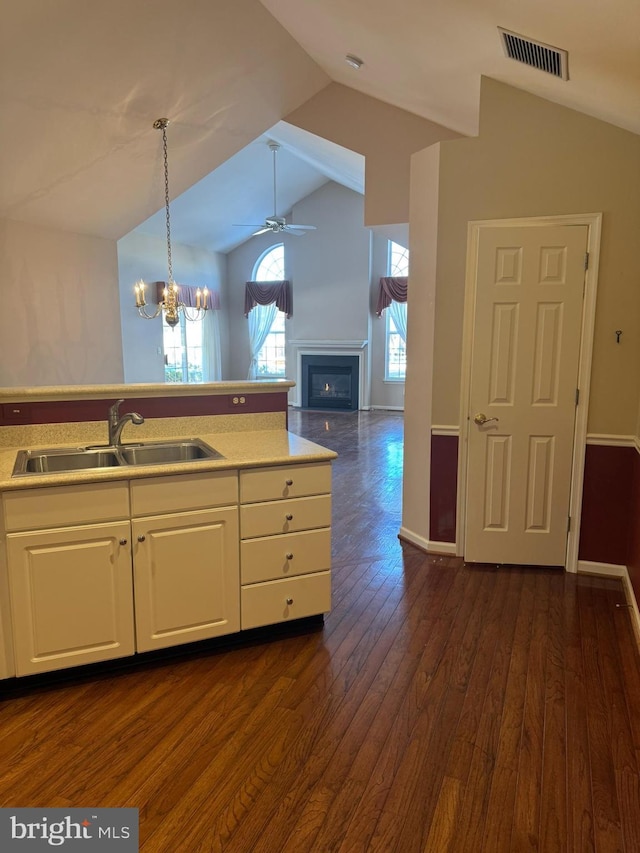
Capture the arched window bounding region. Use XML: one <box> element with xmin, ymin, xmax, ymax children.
<box><xmin>385</xmin><ymin>240</ymin><xmax>408</xmax><ymax>381</ymax></box>
<box><xmin>254</xmin><ymin>243</ymin><xmax>285</xmax><ymax>280</ymax></box>
<box><xmin>249</xmin><ymin>244</ymin><xmax>286</xmax><ymax>378</ymax></box>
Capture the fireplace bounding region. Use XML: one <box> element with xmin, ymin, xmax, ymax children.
<box><xmin>301</xmin><ymin>355</ymin><xmax>360</xmax><ymax>411</ymax></box>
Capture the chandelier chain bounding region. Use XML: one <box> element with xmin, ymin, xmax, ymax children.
<box><xmin>160</xmin><ymin>123</ymin><xmax>173</xmax><ymax>284</ymax></box>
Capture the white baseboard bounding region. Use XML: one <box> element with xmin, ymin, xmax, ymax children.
<box><xmin>578</xmin><ymin>560</ymin><xmax>640</xmax><ymax>644</ymax></box>
<box><xmin>577</xmin><ymin>559</ymin><xmax>626</xmax><ymax>578</ymax></box>
<box><xmin>399</xmin><ymin>527</ymin><xmax>457</xmax><ymax>556</ymax></box>
<box><xmin>370</xmin><ymin>405</ymin><xmax>404</xmax><ymax>412</ymax></box>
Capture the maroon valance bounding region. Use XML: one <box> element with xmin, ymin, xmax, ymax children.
<box><xmin>376</xmin><ymin>276</ymin><xmax>408</xmax><ymax>316</ymax></box>
<box><xmin>152</xmin><ymin>282</ymin><xmax>221</xmax><ymax>310</ymax></box>
<box><xmin>244</xmin><ymin>280</ymin><xmax>292</xmax><ymax>318</ymax></box>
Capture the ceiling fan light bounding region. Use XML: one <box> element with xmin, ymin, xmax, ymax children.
<box><xmin>345</xmin><ymin>54</ymin><xmax>364</xmax><ymax>70</ymax></box>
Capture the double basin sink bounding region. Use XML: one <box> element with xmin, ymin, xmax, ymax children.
<box><xmin>13</xmin><ymin>439</ymin><xmax>223</xmax><ymax>476</ymax></box>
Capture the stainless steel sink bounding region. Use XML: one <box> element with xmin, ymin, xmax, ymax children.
<box><xmin>12</xmin><ymin>438</ymin><xmax>223</xmax><ymax>476</ymax></box>
<box><xmin>13</xmin><ymin>448</ymin><xmax>122</xmax><ymax>475</ymax></box>
<box><xmin>119</xmin><ymin>439</ymin><xmax>223</xmax><ymax>466</ymax></box>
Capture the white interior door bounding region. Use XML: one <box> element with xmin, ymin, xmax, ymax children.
<box><xmin>464</xmin><ymin>224</ymin><xmax>588</xmax><ymax>566</ymax></box>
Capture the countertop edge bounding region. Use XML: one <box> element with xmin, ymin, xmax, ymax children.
<box><xmin>0</xmin><ymin>430</ymin><xmax>338</xmax><ymax>492</ymax></box>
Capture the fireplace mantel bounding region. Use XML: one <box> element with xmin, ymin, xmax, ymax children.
<box><xmin>288</xmin><ymin>340</ymin><xmax>369</xmax><ymax>410</ymax></box>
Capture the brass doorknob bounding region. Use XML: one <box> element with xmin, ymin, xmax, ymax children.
<box><xmin>474</xmin><ymin>413</ymin><xmax>499</xmax><ymax>426</ymax></box>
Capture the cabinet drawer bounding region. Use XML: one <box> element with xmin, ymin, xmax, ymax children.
<box><xmin>241</xmin><ymin>494</ymin><xmax>331</xmax><ymax>539</ymax></box>
<box><xmin>240</xmin><ymin>463</ymin><xmax>331</xmax><ymax>504</ymax></box>
<box><xmin>3</xmin><ymin>481</ymin><xmax>130</xmax><ymax>532</ymax></box>
<box><xmin>131</xmin><ymin>471</ymin><xmax>238</xmax><ymax>516</ymax></box>
<box><xmin>241</xmin><ymin>527</ymin><xmax>331</xmax><ymax>584</ymax></box>
<box><xmin>241</xmin><ymin>570</ymin><xmax>331</xmax><ymax>630</ymax></box>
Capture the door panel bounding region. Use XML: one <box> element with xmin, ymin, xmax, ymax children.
<box><xmin>465</xmin><ymin>224</ymin><xmax>588</xmax><ymax>565</ymax></box>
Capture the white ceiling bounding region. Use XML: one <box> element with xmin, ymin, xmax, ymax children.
<box><xmin>133</xmin><ymin>122</ymin><xmax>365</xmax><ymax>254</ymax></box>
<box><xmin>2</xmin><ymin>0</ymin><xmax>638</xmax><ymax>255</ymax></box>
<box><xmin>261</xmin><ymin>0</ymin><xmax>640</xmax><ymax>137</ymax></box>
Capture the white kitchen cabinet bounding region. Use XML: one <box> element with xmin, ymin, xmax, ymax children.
<box><xmin>132</xmin><ymin>507</ymin><xmax>239</xmax><ymax>652</ymax></box>
<box><xmin>0</xmin><ymin>459</ymin><xmax>331</xmax><ymax>678</ymax></box>
<box><xmin>240</xmin><ymin>462</ymin><xmax>332</xmax><ymax>630</ymax></box>
<box><xmin>6</xmin><ymin>521</ymin><xmax>135</xmax><ymax>676</ymax></box>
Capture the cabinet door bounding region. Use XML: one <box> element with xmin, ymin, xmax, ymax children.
<box><xmin>7</xmin><ymin>522</ymin><xmax>134</xmax><ymax>676</ymax></box>
<box><xmin>132</xmin><ymin>507</ymin><xmax>239</xmax><ymax>652</ymax></box>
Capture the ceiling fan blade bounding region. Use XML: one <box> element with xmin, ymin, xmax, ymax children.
<box><xmin>233</xmin><ymin>224</ymin><xmax>269</xmax><ymax>227</ymax></box>
<box><xmin>284</xmin><ymin>224</ymin><xmax>316</xmax><ymax>231</ymax></box>
<box><xmin>252</xmin><ymin>226</ymin><xmax>271</xmax><ymax>236</ymax></box>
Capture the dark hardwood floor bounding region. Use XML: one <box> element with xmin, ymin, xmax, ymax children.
<box><xmin>2</xmin><ymin>409</ymin><xmax>640</xmax><ymax>852</ymax></box>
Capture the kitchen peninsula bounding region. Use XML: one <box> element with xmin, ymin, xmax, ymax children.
<box><xmin>0</xmin><ymin>382</ymin><xmax>336</xmax><ymax>681</ymax></box>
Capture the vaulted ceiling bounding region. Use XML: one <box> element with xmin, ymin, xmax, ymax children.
<box><xmin>1</xmin><ymin>0</ymin><xmax>638</xmax><ymax>254</ymax></box>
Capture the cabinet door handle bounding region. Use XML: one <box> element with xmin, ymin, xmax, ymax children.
<box><xmin>286</xmin><ymin>597</ymin><xmax>294</xmax><ymax>606</ymax></box>
<box><xmin>285</xmin><ymin>514</ymin><xmax>293</xmax><ymax>521</ymax></box>
<box><xmin>137</xmin><ymin>535</ymin><xmax>146</xmax><ymax>542</ymax></box>
<box><xmin>285</xmin><ymin>479</ymin><xmax>293</xmax><ymax>486</ymax></box>
<box><xmin>119</xmin><ymin>538</ymin><xmax>128</xmax><ymax>546</ymax></box>
<box><xmin>286</xmin><ymin>552</ymin><xmax>294</xmax><ymax>560</ymax></box>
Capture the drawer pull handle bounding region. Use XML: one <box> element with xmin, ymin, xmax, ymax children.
<box><xmin>285</xmin><ymin>479</ymin><xmax>293</xmax><ymax>486</ymax></box>
<box><xmin>119</xmin><ymin>538</ymin><xmax>128</xmax><ymax>546</ymax></box>
<box><xmin>285</xmin><ymin>514</ymin><xmax>293</xmax><ymax>521</ymax></box>
<box><xmin>286</xmin><ymin>552</ymin><xmax>294</xmax><ymax>560</ymax></box>
<box><xmin>137</xmin><ymin>535</ymin><xmax>146</xmax><ymax>542</ymax></box>
<box><xmin>286</xmin><ymin>597</ymin><xmax>294</xmax><ymax>606</ymax></box>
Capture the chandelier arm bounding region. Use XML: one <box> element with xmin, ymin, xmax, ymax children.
<box><xmin>137</xmin><ymin>304</ymin><xmax>164</xmax><ymax>320</ymax></box>
<box><xmin>182</xmin><ymin>306</ymin><xmax>208</xmax><ymax>322</ymax></box>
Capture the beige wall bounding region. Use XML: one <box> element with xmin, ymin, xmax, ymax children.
<box><xmin>0</xmin><ymin>218</ymin><xmax>124</xmax><ymax>386</ymax></box>
<box><xmin>401</xmin><ymin>145</ymin><xmax>441</xmax><ymax>544</ymax></box>
<box><xmin>403</xmin><ymin>77</ymin><xmax>640</xmax><ymax>544</ymax></box>
<box><xmin>285</xmin><ymin>84</ymin><xmax>459</xmax><ymax>227</ymax></box>
<box><xmin>429</xmin><ymin>78</ymin><xmax>640</xmax><ymax>434</ymax></box>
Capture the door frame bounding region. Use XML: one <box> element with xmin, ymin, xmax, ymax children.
<box><xmin>457</xmin><ymin>212</ymin><xmax>602</xmax><ymax>572</ymax></box>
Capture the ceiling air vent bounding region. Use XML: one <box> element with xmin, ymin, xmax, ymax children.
<box><xmin>498</xmin><ymin>28</ymin><xmax>569</xmax><ymax>80</ymax></box>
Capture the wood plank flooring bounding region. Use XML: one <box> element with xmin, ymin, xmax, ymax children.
<box><xmin>1</xmin><ymin>409</ymin><xmax>640</xmax><ymax>851</ymax></box>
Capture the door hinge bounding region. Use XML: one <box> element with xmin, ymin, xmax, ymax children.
<box><xmin>567</xmin><ymin>516</ymin><xmax>571</xmax><ymax>533</ymax></box>
<box><xmin>584</xmin><ymin>252</ymin><xmax>589</xmax><ymax>270</ymax></box>
<box><xmin>575</xmin><ymin>388</ymin><xmax>580</xmax><ymax>406</ymax></box>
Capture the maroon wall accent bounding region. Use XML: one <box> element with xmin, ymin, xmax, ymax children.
<box><xmin>430</xmin><ymin>434</ymin><xmax>458</xmax><ymax>543</ymax></box>
<box><xmin>627</xmin><ymin>449</ymin><xmax>640</xmax><ymax>602</ymax></box>
<box><xmin>0</xmin><ymin>392</ymin><xmax>289</xmax><ymax>426</ymax></box>
<box><xmin>579</xmin><ymin>444</ymin><xmax>636</xmax><ymax>566</ymax></box>
<box><xmin>427</xmin><ymin>437</ymin><xmax>639</xmax><ymax>575</ymax></box>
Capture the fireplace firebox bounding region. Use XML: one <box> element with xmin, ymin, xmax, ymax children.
<box><xmin>301</xmin><ymin>355</ymin><xmax>359</xmax><ymax>411</ymax></box>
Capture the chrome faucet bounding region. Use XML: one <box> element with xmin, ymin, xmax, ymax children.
<box><xmin>108</xmin><ymin>399</ymin><xmax>144</xmax><ymax>447</ymax></box>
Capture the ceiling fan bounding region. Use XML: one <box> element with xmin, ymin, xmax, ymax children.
<box><xmin>234</xmin><ymin>141</ymin><xmax>317</xmax><ymax>237</ymax></box>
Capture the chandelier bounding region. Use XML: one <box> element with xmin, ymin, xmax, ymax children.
<box><xmin>134</xmin><ymin>118</ymin><xmax>208</xmax><ymax>327</ymax></box>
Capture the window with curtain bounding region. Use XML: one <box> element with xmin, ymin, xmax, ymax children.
<box><xmin>163</xmin><ymin>313</ymin><xmax>203</xmax><ymax>382</ymax></box>
<box><xmin>162</xmin><ymin>288</ymin><xmax>222</xmax><ymax>383</ymax></box>
<box><xmin>385</xmin><ymin>241</ymin><xmax>409</xmax><ymax>381</ymax></box>
<box><xmin>248</xmin><ymin>244</ymin><xmax>287</xmax><ymax>379</ymax></box>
